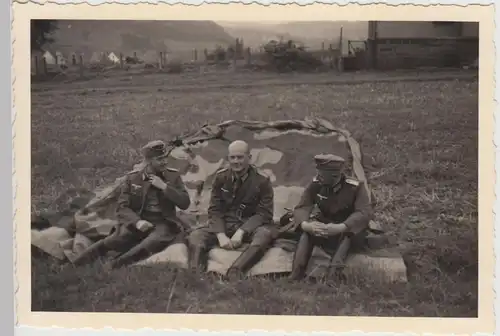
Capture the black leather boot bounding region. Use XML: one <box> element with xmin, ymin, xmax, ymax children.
<box><xmin>188</xmin><ymin>245</ymin><xmax>208</xmax><ymax>273</ymax></box>
<box><xmin>72</xmin><ymin>239</ymin><xmax>109</xmax><ymax>266</ymax></box>
<box><xmin>226</xmin><ymin>246</ymin><xmax>266</xmax><ymax>279</ymax></box>
<box><xmin>110</xmin><ymin>247</ymin><xmax>152</xmax><ymax>269</ymax></box>
<box><xmin>289</xmin><ymin>232</ymin><xmax>314</xmax><ymax>280</ymax></box>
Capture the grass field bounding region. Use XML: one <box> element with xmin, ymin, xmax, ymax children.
<box><xmin>31</xmin><ymin>70</ymin><xmax>478</xmax><ymax>316</ymax></box>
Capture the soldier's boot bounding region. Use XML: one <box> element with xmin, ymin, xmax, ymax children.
<box><xmin>289</xmin><ymin>232</ymin><xmax>314</xmax><ymax>281</ymax></box>
<box><xmin>226</xmin><ymin>246</ymin><xmax>267</xmax><ymax>280</ymax></box>
<box><xmin>72</xmin><ymin>239</ymin><xmax>109</xmax><ymax>266</ymax></box>
<box><xmin>109</xmin><ymin>246</ymin><xmax>152</xmax><ymax>269</ymax></box>
<box><xmin>188</xmin><ymin>245</ymin><xmax>208</xmax><ymax>273</ymax></box>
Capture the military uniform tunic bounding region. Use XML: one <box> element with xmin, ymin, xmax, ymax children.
<box><xmin>291</xmin><ymin>175</ymin><xmax>373</xmax><ymax>252</ymax></box>
<box><xmin>188</xmin><ymin>165</ymin><xmax>276</xmax><ymax>249</ymax></box>
<box><xmin>105</xmin><ymin>166</ymin><xmax>191</xmax><ymax>265</ymax></box>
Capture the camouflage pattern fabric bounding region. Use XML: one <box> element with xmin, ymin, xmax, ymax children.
<box><xmin>31</xmin><ymin>118</ymin><xmax>408</xmax><ymax>283</ymax></box>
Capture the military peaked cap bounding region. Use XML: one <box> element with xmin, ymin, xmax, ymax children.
<box><xmin>142</xmin><ymin>140</ymin><xmax>169</xmax><ymax>159</ymax></box>
<box><xmin>314</xmin><ymin>154</ymin><xmax>346</xmax><ymax>171</ymax></box>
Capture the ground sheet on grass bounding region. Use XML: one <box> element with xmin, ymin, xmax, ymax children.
<box><xmin>31</xmin><ymin>118</ymin><xmax>408</xmax><ymax>283</ymax></box>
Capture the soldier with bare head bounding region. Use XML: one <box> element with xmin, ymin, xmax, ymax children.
<box><xmin>187</xmin><ymin>140</ymin><xmax>277</xmax><ymax>279</ymax></box>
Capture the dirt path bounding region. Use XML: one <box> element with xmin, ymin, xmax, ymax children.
<box><xmin>31</xmin><ymin>70</ymin><xmax>477</xmax><ymax>96</ymax></box>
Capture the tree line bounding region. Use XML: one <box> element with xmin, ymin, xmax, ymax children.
<box><xmin>31</xmin><ymin>19</ymin><xmax>58</xmax><ymax>51</ymax></box>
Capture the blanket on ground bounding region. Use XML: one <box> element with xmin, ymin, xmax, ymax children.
<box><xmin>31</xmin><ymin>118</ymin><xmax>408</xmax><ymax>283</ymax></box>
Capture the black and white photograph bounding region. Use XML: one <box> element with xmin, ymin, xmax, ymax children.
<box><xmin>29</xmin><ymin>14</ymin><xmax>482</xmax><ymax>319</ymax></box>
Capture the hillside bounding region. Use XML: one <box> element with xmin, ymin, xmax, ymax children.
<box><xmin>45</xmin><ymin>20</ymin><xmax>236</xmax><ymax>61</ymax></box>
<box><xmin>276</xmin><ymin>21</ymin><xmax>368</xmax><ymax>40</ymax></box>
<box><xmin>219</xmin><ymin>23</ymin><xmax>298</xmax><ymax>49</ymax></box>
<box><xmin>218</xmin><ymin>21</ymin><xmax>368</xmax><ymax>50</ymax></box>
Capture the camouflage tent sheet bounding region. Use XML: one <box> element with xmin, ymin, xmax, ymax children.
<box><xmin>31</xmin><ymin>118</ymin><xmax>408</xmax><ymax>283</ymax></box>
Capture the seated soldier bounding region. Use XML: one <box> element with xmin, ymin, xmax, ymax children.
<box><xmin>187</xmin><ymin>140</ymin><xmax>276</xmax><ymax>278</ymax></box>
<box><xmin>287</xmin><ymin>154</ymin><xmax>373</xmax><ymax>280</ymax></box>
<box><xmin>72</xmin><ymin>140</ymin><xmax>191</xmax><ymax>268</ymax></box>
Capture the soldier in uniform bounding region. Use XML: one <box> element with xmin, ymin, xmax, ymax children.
<box><xmin>187</xmin><ymin>140</ymin><xmax>276</xmax><ymax>278</ymax></box>
<box><xmin>286</xmin><ymin>154</ymin><xmax>373</xmax><ymax>280</ymax></box>
<box><xmin>72</xmin><ymin>140</ymin><xmax>191</xmax><ymax>268</ymax></box>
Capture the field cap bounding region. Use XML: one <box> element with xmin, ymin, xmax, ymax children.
<box><xmin>314</xmin><ymin>154</ymin><xmax>345</xmax><ymax>172</ymax></box>
<box><xmin>142</xmin><ymin>140</ymin><xmax>168</xmax><ymax>159</ymax></box>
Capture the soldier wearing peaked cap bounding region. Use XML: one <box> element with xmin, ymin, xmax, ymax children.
<box><xmin>73</xmin><ymin>140</ymin><xmax>191</xmax><ymax>268</ymax></box>
<box><xmin>285</xmin><ymin>153</ymin><xmax>374</xmax><ymax>280</ymax></box>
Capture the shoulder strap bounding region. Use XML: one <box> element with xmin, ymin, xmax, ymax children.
<box><xmin>125</xmin><ymin>168</ymin><xmax>141</xmax><ymax>175</ymax></box>
<box><xmin>345</xmin><ymin>177</ymin><xmax>360</xmax><ymax>186</ymax></box>
<box><xmin>215</xmin><ymin>167</ymin><xmax>229</xmax><ymax>175</ymax></box>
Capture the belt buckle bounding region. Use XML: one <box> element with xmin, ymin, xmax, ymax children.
<box><xmin>237</xmin><ymin>204</ymin><xmax>246</xmax><ymax>220</ymax></box>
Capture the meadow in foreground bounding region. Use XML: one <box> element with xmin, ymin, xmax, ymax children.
<box><xmin>31</xmin><ymin>74</ymin><xmax>478</xmax><ymax>316</ymax></box>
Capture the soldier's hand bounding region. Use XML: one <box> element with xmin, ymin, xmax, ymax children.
<box><xmin>301</xmin><ymin>221</ymin><xmax>324</xmax><ymax>236</ymax></box>
<box><xmin>148</xmin><ymin>175</ymin><xmax>168</xmax><ymax>191</ymax></box>
<box><xmin>300</xmin><ymin>221</ymin><xmax>315</xmax><ymax>234</ymax></box>
<box><xmin>307</xmin><ymin>221</ymin><xmax>328</xmax><ymax>237</ymax></box>
<box><xmin>324</xmin><ymin>223</ymin><xmax>348</xmax><ymax>236</ymax></box>
<box><xmin>230</xmin><ymin>229</ymin><xmax>245</xmax><ymax>249</ymax></box>
<box><xmin>136</xmin><ymin>220</ymin><xmax>154</xmax><ymax>232</ymax></box>
<box><xmin>216</xmin><ymin>233</ymin><xmax>234</xmax><ymax>250</ymax></box>
<box><xmin>309</xmin><ymin>221</ymin><xmax>328</xmax><ymax>237</ymax></box>
<box><xmin>300</xmin><ymin>221</ymin><xmax>310</xmax><ymax>232</ymax></box>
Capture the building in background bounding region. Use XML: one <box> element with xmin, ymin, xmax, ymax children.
<box><xmin>107</xmin><ymin>52</ymin><xmax>121</xmax><ymax>64</ymax></box>
<box><xmin>365</xmin><ymin>21</ymin><xmax>479</xmax><ymax>70</ymax></box>
<box><xmin>42</xmin><ymin>50</ymin><xmax>56</xmax><ymax>65</ymax></box>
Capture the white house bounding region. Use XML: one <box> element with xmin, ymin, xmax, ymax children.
<box><xmin>107</xmin><ymin>52</ymin><xmax>121</xmax><ymax>64</ymax></box>
<box><xmin>55</xmin><ymin>51</ymin><xmax>67</xmax><ymax>66</ymax></box>
<box><xmin>42</xmin><ymin>51</ymin><xmax>56</xmax><ymax>65</ymax></box>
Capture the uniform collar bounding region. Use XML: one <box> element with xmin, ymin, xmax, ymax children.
<box><xmin>143</xmin><ymin>165</ymin><xmax>162</xmax><ymax>180</ymax></box>
<box><xmin>332</xmin><ymin>181</ymin><xmax>343</xmax><ymax>193</ymax></box>
<box><xmin>316</xmin><ymin>174</ymin><xmax>345</xmax><ymax>193</ymax></box>
<box><xmin>334</xmin><ymin>175</ymin><xmax>347</xmax><ymax>192</ymax></box>
<box><xmin>231</xmin><ymin>166</ymin><xmax>251</xmax><ymax>182</ymax></box>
